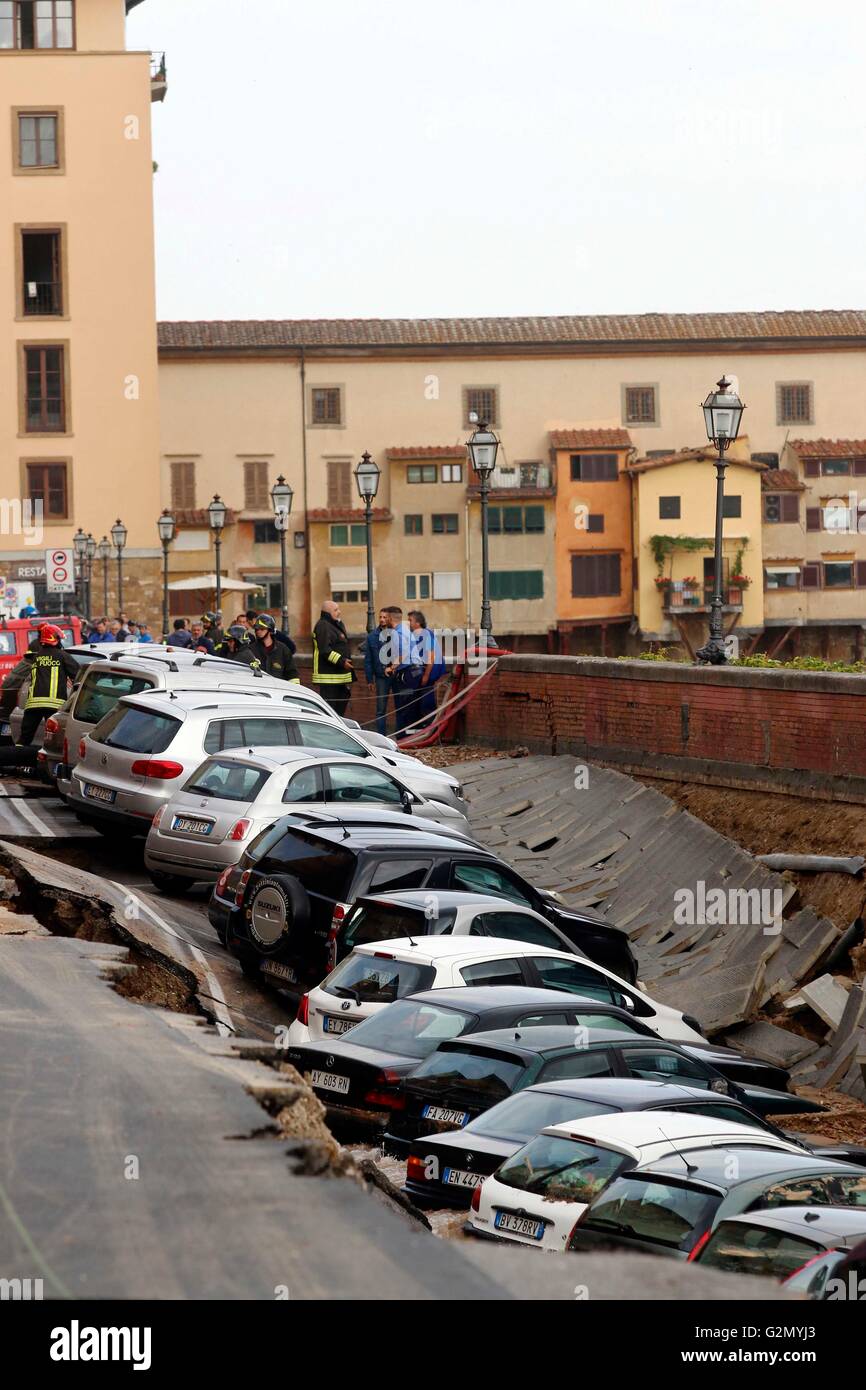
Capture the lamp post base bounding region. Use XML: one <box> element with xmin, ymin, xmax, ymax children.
<box><xmin>695</xmin><ymin>636</ymin><xmax>728</xmax><ymax>665</ymax></box>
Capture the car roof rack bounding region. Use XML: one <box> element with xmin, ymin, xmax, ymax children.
<box><xmin>108</xmin><ymin>652</ymin><xmax>179</xmax><ymax>672</ymax></box>
<box><xmin>191</xmin><ymin>655</ymin><xmax>262</xmax><ymax>677</ymax></box>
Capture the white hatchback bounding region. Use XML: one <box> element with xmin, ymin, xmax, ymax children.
<box><xmin>286</xmin><ymin>934</ymin><xmax>702</xmax><ymax>1046</ymax></box>
<box><xmin>466</xmin><ymin>1110</ymin><xmax>805</xmax><ymax>1252</ymax></box>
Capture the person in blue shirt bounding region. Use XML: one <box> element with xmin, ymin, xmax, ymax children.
<box><xmin>136</xmin><ymin>622</ymin><xmax>154</xmax><ymax>643</ymax></box>
<box><xmin>407</xmin><ymin>610</ymin><xmax>444</xmax><ymax>726</ymax></box>
<box><xmin>364</xmin><ymin>608</ymin><xmax>394</xmax><ymax>734</ymax></box>
<box><xmin>383</xmin><ymin>605</ymin><xmax>416</xmax><ymax>737</ymax></box>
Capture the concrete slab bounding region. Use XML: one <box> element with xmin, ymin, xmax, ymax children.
<box><xmin>723</xmin><ymin>1021</ymin><xmax>818</xmax><ymax>1068</ymax></box>
<box><xmin>795</xmin><ymin>974</ymin><xmax>851</xmax><ymax>1030</ymax></box>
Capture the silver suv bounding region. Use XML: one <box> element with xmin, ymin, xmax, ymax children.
<box><xmin>144</xmin><ymin>746</ymin><xmax>471</xmax><ymax>891</ymax></box>
<box><xmin>69</xmin><ymin>693</ymin><xmax>466</xmax><ymax>835</ymax></box>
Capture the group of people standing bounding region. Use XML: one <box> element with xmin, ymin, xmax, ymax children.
<box><xmin>169</xmin><ymin>609</ymin><xmax>300</xmax><ymax>682</ymax></box>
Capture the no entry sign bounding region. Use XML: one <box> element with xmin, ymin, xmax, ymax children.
<box><xmin>45</xmin><ymin>547</ymin><xmax>75</xmax><ymax>594</ymax></box>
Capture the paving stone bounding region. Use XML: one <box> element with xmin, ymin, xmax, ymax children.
<box><xmin>723</xmin><ymin>1021</ymin><xmax>818</xmax><ymax>1068</ymax></box>
<box><xmin>794</xmin><ymin>975</ymin><xmax>851</xmax><ymax>1030</ymax></box>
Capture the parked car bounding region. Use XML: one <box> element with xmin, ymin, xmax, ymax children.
<box><xmin>568</xmin><ymin>1145</ymin><xmax>866</xmax><ymax>1260</ymax></box>
<box><xmin>385</xmin><ymin>1026</ymin><xmax>818</xmax><ymax>1157</ymax></box>
<box><xmin>144</xmin><ymin>747</ymin><xmax>472</xmax><ymax>892</ymax></box>
<box><xmin>466</xmin><ymin>1110</ymin><xmax>807</xmax><ymax>1251</ymax></box>
<box><xmin>282</xmin><ymin>987</ymin><xmax>652</xmax><ymax>1130</ymax></box>
<box><xmin>288</xmin><ymin>932</ymin><xmax>701</xmax><ymax>1047</ymax></box>
<box><xmin>689</xmin><ymin>1206</ymin><xmax>866</xmax><ymax>1289</ymax></box>
<box><xmin>403</xmin><ymin>1077</ymin><xmax>829</xmax><ymax>1210</ymax></box>
<box><xmin>210</xmin><ymin>817</ymin><xmax>637</xmax><ymax>987</ymax></box>
<box><xmin>68</xmin><ymin>691</ymin><xmax>466</xmax><ymax>839</ymax></box>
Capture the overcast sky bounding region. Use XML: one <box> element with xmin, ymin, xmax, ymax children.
<box><xmin>129</xmin><ymin>0</ymin><xmax>866</xmax><ymax>322</ymax></box>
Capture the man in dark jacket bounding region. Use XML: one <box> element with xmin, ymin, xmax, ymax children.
<box><xmin>215</xmin><ymin>624</ymin><xmax>262</xmax><ymax>669</ymax></box>
<box><xmin>249</xmin><ymin>614</ymin><xmax>300</xmax><ymax>680</ymax></box>
<box><xmin>312</xmin><ymin>601</ymin><xmax>353</xmax><ymax>714</ymax></box>
<box><xmin>167</xmin><ymin>619</ymin><xmax>193</xmax><ymax>649</ymax></box>
<box><xmin>363</xmin><ymin>608</ymin><xmax>392</xmax><ymax>734</ymax></box>
<box><xmin>1</xmin><ymin>624</ymin><xmax>80</xmax><ymax>745</ymax></box>
<box><xmin>203</xmin><ymin>611</ymin><xmax>224</xmax><ymax>646</ymax></box>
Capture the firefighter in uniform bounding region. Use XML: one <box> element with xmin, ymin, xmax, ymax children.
<box><xmin>214</xmin><ymin>624</ymin><xmax>262</xmax><ymax>669</ymax></box>
<box><xmin>312</xmin><ymin>601</ymin><xmax>354</xmax><ymax>715</ymax></box>
<box><xmin>1</xmin><ymin>624</ymin><xmax>80</xmax><ymax>746</ymax></box>
<box><xmin>249</xmin><ymin>613</ymin><xmax>300</xmax><ymax>681</ymax></box>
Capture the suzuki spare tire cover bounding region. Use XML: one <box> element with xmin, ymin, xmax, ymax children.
<box><xmin>247</xmin><ymin>875</ymin><xmax>310</xmax><ymax>951</ymax></box>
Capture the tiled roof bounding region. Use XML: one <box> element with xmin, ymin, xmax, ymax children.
<box><xmin>549</xmin><ymin>428</ymin><xmax>632</xmax><ymax>450</ymax></box>
<box><xmin>627</xmin><ymin>448</ymin><xmax>766</xmax><ymax>474</ymax></box>
<box><xmin>306</xmin><ymin>508</ymin><xmax>393</xmax><ymax>522</ymax></box>
<box><xmin>789</xmin><ymin>438</ymin><xmax>866</xmax><ymax>458</ymax></box>
<box><xmin>157</xmin><ymin>311</ymin><xmax>866</xmax><ymax>353</ymax></box>
<box><xmin>761</xmin><ymin>469</ymin><xmax>806</xmax><ymax>492</ymax></box>
<box><xmin>386</xmin><ymin>446</ymin><xmax>466</xmax><ymax>459</ymax></box>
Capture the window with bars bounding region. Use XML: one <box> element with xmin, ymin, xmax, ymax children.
<box><xmin>571</xmin><ymin>553</ymin><xmax>621</xmax><ymax>598</ymax></box>
<box><xmin>763</xmin><ymin>493</ymin><xmax>800</xmax><ymax>523</ymax></box>
<box><xmin>432</xmin><ymin>514</ymin><xmax>459</xmax><ymax>534</ymax></box>
<box><xmin>20</xmin><ymin>228</ymin><xmax>63</xmax><ymax>315</ymax></box>
<box><xmin>489</xmin><ymin>570</ymin><xmax>544</xmax><ymax>601</ymax></box>
<box><xmin>243</xmin><ymin>460</ymin><xmax>270</xmax><ymax>510</ymax></box>
<box><xmin>23</xmin><ymin>344</ymin><xmax>65</xmax><ymax>431</ymax></box>
<box><xmin>776</xmin><ymin>382</ymin><xmax>813</xmax><ymax>425</ymax></box>
<box><xmin>310</xmin><ymin>386</ymin><xmax>343</xmax><ymax>426</ymax></box>
<box><xmin>570</xmin><ymin>454</ymin><xmax>619</xmax><ymax>482</ymax></box>
<box><xmin>0</xmin><ymin>2</ymin><xmax>75</xmax><ymax>49</ymax></box>
<box><xmin>623</xmin><ymin>385</ymin><xmax>658</xmax><ymax>425</ymax></box>
<box><xmin>26</xmin><ymin>459</ymin><xmax>68</xmax><ymax>519</ymax></box>
<box><xmin>326</xmin><ymin>459</ymin><xmax>352</xmax><ymax>508</ymax></box>
<box><xmin>170</xmin><ymin>460</ymin><xmax>196</xmax><ymax>510</ymax></box>
<box><xmin>463</xmin><ymin>386</ymin><xmax>499</xmax><ymax>427</ymax></box>
<box><xmin>17</xmin><ymin>111</ymin><xmax>60</xmax><ymax>168</ymax></box>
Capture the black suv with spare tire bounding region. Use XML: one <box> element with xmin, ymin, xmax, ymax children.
<box><xmin>208</xmin><ymin>809</ymin><xmax>636</xmax><ymax>990</ymax></box>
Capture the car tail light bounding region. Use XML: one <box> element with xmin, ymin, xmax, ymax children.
<box><xmin>363</xmin><ymin>1068</ymin><xmax>406</xmax><ymax>1110</ymax></box>
<box><xmin>326</xmin><ymin>903</ymin><xmax>351</xmax><ymax>967</ymax></box>
<box><xmin>130</xmin><ymin>759</ymin><xmax>184</xmax><ymax>780</ymax></box>
<box><xmin>470</xmin><ymin>1183</ymin><xmax>482</xmax><ymax>1213</ymax></box>
<box><xmin>228</xmin><ymin>819</ymin><xmax>250</xmax><ymax>842</ymax></box>
<box><xmin>406</xmin><ymin>1155</ymin><xmax>427</xmax><ymax>1184</ymax></box>
<box><xmin>78</xmin><ymin>739</ymin><xmax>86</xmax><ymax>760</ymax></box>
<box><xmin>687</xmin><ymin>1228</ymin><xmax>713</xmax><ymax>1263</ymax></box>
<box><xmin>215</xmin><ymin>867</ymin><xmax>233</xmax><ymax>898</ymax></box>
<box><xmin>45</xmin><ymin>717</ymin><xmax>59</xmax><ymax>736</ymax></box>
<box><xmin>151</xmin><ymin>807</ymin><xmax>165</xmax><ymax>829</ymax></box>
<box><xmin>234</xmin><ymin>868</ymin><xmax>251</xmax><ymax>908</ymax></box>
<box><xmin>296</xmin><ymin>993</ymin><xmax>310</xmax><ymax>1027</ymax></box>
<box><xmin>785</xmin><ymin>1248</ymin><xmax>839</xmax><ymax>1283</ymax></box>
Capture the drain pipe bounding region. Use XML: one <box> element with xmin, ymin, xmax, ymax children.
<box><xmin>299</xmin><ymin>346</ymin><xmax>310</xmax><ymax>634</ymax></box>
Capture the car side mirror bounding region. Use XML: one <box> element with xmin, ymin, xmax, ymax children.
<box><xmin>710</xmin><ymin>1078</ymin><xmax>730</xmax><ymax>1095</ymax></box>
<box><xmin>401</xmin><ymin>789</ymin><xmax>414</xmax><ymax>814</ymax></box>
<box><xmin>619</xmin><ymin>994</ymin><xmax>636</xmax><ymax>1011</ymax></box>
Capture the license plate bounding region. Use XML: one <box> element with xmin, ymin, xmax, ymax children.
<box><xmin>0</xmin><ymin>723</ymin><xmax>10</xmax><ymax>736</ymax></box>
<box><xmin>310</xmin><ymin>1070</ymin><xmax>350</xmax><ymax>1095</ymax></box>
<box><xmin>443</xmin><ymin>1167</ymin><xmax>481</xmax><ymax>1188</ymax></box>
<box><xmin>83</xmin><ymin>783</ymin><xmax>116</xmax><ymax>804</ymax></box>
<box><xmin>171</xmin><ymin>815</ymin><xmax>213</xmax><ymax>835</ymax></box>
<box><xmin>323</xmin><ymin>1015</ymin><xmax>358</xmax><ymax>1035</ymax></box>
<box><xmin>422</xmin><ymin>1104</ymin><xmax>469</xmax><ymax>1127</ymax></box>
<box><xmin>494</xmin><ymin>1211</ymin><xmax>544</xmax><ymax>1240</ymax></box>
<box><xmin>260</xmin><ymin>960</ymin><xmax>297</xmax><ymax>983</ymax></box>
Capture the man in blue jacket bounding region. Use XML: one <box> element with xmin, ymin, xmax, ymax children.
<box><xmin>364</xmin><ymin>608</ymin><xmax>393</xmax><ymax>734</ymax></box>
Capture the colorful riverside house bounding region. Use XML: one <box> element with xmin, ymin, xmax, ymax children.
<box><xmin>627</xmin><ymin>437</ymin><xmax>765</xmax><ymax>658</ymax></box>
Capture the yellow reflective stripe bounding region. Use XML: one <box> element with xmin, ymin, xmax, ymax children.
<box><xmin>328</xmin><ymin>651</ymin><xmax>341</xmax><ymax>664</ymax></box>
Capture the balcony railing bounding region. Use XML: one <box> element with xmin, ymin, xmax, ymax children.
<box><xmin>661</xmin><ymin>583</ymin><xmax>746</xmax><ymax>611</ymax></box>
<box><xmin>489</xmin><ymin>463</ymin><xmax>553</xmax><ymax>490</ymax></box>
<box><xmin>151</xmin><ymin>52</ymin><xmax>168</xmax><ymax>103</ymax></box>
<box><xmin>22</xmin><ymin>281</ymin><xmax>62</xmax><ymax>316</ymax></box>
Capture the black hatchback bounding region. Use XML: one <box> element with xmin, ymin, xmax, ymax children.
<box><xmin>208</xmin><ymin>810</ymin><xmax>636</xmax><ymax>988</ymax></box>
<box><xmin>281</xmin><ymin>987</ymin><xmax>651</xmax><ymax>1132</ymax></box>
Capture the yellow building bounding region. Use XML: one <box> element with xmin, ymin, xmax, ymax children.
<box><xmin>628</xmin><ymin>438</ymin><xmax>765</xmax><ymax>656</ymax></box>
<box><xmin>1</xmin><ymin>0</ymin><xmax>162</xmax><ymax>616</ymax></box>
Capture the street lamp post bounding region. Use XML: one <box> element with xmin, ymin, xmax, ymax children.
<box><xmin>73</xmin><ymin>528</ymin><xmax>87</xmax><ymax>618</ymax></box>
<box><xmin>208</xmin><ymin>495</ymin><xmax>227</xmax><ymax>620</ymax></box>
<box><xmin>695</xmin><ymin>375</ymin><xmax>746</xmax><ymax>666</ymax></box>
<box><xmin>111</xmin><ymin>519</ymin><xmax>127</xmax><ymax>615</ymax></box>
<box><xmin>157</xmin><ymin>509</ymin><xmax>176</xmax><ymax>642</ymax></box>
<box><xmin>97</xmin><ymin>537</ymin><xmax>111</xmax><ymax>616</ymax></box>
<box><xmin>466</xmin><ymin>418</ymin><xmax>500</xmax><ymax>645</ymax></box>
<box><xmin>270</xmin><ymin>475</ymin><xmax>294</xmax><ymax>633</ymax></box>
<box><xmin>354</xmin><ymin>452</ymin><xmax>381</xmax><ymax>634</ymax></box>
<box><xmin>85</xmin><ymin>534</ymin><xmax>96</xmax><ymax>620</ymax></box>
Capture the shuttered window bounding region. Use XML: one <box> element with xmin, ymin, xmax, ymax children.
<box><xmin>801</xmin><ymin>564</ymin><xmax>820</xmax><ymax>589</ymax></box>
<box><xmin>571</xmin><ymin>553</ymin><xmax>621</xmax><ymax>598</ymax></box>
<box><xmin>763</xmin><ymin>493</ymin><xmax>800</xmax><ymax>523</ymax></box>
<box><xmin>243</xmin><ymin>460</ymin><xmax>270</xmax><ymax>510</ymax></box>
<box><xmin>171</xmin><ymin>460</ymin><xmax>196</xmax><ymax>510</ymax></box>
<box><xmin>570</xmin><ymin>454</ymin><xmax>618</xmax><ymax>482</ymax></box>
<box><xmin>490</xmin><ymin>570</ymin><xmax>544</xmax><ymax>601</ymax></box>
<box><xmin>311</xmin><ymin>387</ymin><xmax>342</xmax><ymax>425</ymax></box>
<box><xmin>805</xmin><ymin>507</ymin><xmax>822</xmax><ymax>532</ymax></box>
<box><xmin>327</xmin><ymin>459</ymin><xmax>352</xmax><ymax>508</ymax></box>
<box><xmin>858</xmin><ymin>562</ymin><xmax>866</xmax><ymax>587</ymax></box>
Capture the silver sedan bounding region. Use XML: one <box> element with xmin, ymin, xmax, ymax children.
<box><xmin>144</xmin><ymin>746</ymin><xmax>472</xmax><ymax>891</ymax></box>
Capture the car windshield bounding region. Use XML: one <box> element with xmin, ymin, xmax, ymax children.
<box><xmin>321</xmin><ymin>953</ymin><xmax>435</xmax><ymax>1005</ymax></box>
<box><xmin>411</xmin><ymin>1047</ymin><xmax>525</xmax><ymax>1103</ymax></box>
<box><xmin>184</xmin><ymin>759</ymin><xmax>272</xmax><ymax>803</ymax></box>
<box><xmin>496</xmin><ymin>1133</ymin><xmax>628</xmax><ymax>1203</ymax></box>
<box><xmin>92</xmin><ymin>704</ymin><xmax>181</xmax><ymax>754</ymax></box>
<box><xmin>467</xmin><ymin>1091</ymin><xmax>616</xmax><ymax>1144</ymax></box>
<box><xmin>697</xmin><ymin>1220</ymin><xmax>823</xmax><ymax>1279</ymax></box>
<box><xmin>341</xmin><ymin>999</ymin><xmax>472</xmax><ymax>1059</ymax></box>
<box><xmin>574</xmin><ymin>1175</ymin><xmax>721</xmax><ymax>1252</ymax></box>
<box><xmin>342</xmin><ymin>902</ymin><xmax>456</xmax><ymax>951</ymax></box>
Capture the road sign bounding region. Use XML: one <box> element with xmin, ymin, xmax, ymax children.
<box><xmin>45</xmin><ymin>548</ymin><xmax>75</xmax><ymax>595</ymax></box>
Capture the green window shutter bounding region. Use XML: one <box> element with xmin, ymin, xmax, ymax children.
<box><xmin>524</xmin><ymin>506</ymin><xmax>545</xmax><ymax>533</ymax></box>
<box><xmin>503</xmin><ymin>506</ymin><xmax>523</xmax><ymax>532</ymax></box>
<box><xmin>330</xmin><ymin>525</ymin><xmax>348</xmax><ymax>546</ymax></box>
<box><xmin>350</xmin><ymin>523</ymin><xmax>366</xmax><ymax>545</ymax></box>
<box><xmin>488</xmin><ymin>507</ymin><xmax>501</xmax><ymax>533</ymax></box>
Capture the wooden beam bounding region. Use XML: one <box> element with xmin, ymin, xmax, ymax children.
<box><xmin>767</xmin><ymin>625</ymin><xmax>795</xmax><ymax>659</ymax></box>
<box><xmin>672</xmin><ymin>614</ymin><xmax>696</xmax><ymax>660</ymax></box>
